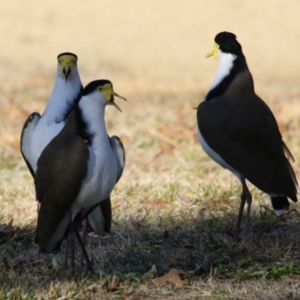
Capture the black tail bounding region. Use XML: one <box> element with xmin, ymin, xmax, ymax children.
<box><xmin>271</xmin><ymin>196</ymin><xmax>291</xmax><ymax>216</ymax></box>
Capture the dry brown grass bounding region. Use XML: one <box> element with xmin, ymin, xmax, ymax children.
<box><xmin>1</xmin><ymin>1</ymin><xmax>300</xmax><ymax>299</ymax></box>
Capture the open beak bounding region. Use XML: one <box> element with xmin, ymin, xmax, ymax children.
<box><xmin>111</xmin><ymin>91</ymin><xmax>127</xmax><ymax>112</ymax></box>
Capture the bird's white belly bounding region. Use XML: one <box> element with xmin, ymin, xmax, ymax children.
<box><xmin>73</xmin><ymin>146</ymin><xmax>118</xmax><ymax>215</ymax></box>
<box><xmin>197</xmin><ymin>127</ymin><xmax>242</xmax><ymax>180</ymax></box>
<box><xmin>30</xmin><ymin>120</ymin><xmax>64</xmax><ymax>172</ymax></box>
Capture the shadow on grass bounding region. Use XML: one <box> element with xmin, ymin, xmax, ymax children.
<box><xmin>0</xmin><ymin>209</ymin><xmax>300</xmax><ymax>297</ymax></box>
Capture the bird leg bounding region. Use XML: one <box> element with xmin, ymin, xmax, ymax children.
<box><xmin>244</xmin><ymin>184</ymin><xmax>252</xmax><ymax>237</ymax></box>
<box><xmin>63</xmin><ymin>235</ymin><xmax>69</xmax><ymax>270</ymax></box>
<box><xmin>236</xmin><ymin>178</ymin><xmax>252</xmax><ymax>239</ymax></box>
<box><xmin>69</xmin><ymin>222</ymin><xmax>76</xmax><ymax>275</ymax></box>
<box><xmin>80</xmin><ymin>218</ymin><xmax>90</xmax><ymax>271</ymax></box>
<box><xmin>74</xmin><ymin>222</ymin><xmax>94</xmax><ymax>274</ymax></box>
<box><xmin>62</xmin><ymin>222</ymin><xmax>76</xmax><ymax>274</ymax></box>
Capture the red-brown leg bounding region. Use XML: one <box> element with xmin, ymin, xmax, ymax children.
<box><xmin>236</xmin><ymin>178</ymin><xmax>252</xmax><ymax>239</ymax></box>
<box><xmin>74</xmin><ymin>225</ymin><xmax>94</xmax><ymax>274</ymax></box>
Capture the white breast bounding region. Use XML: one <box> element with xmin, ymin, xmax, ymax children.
<box><xmin>205</xmin><ymin>51</ymin><xmax>236</xmax><ymax>100</ymax></box>
<box><xmin>72</xmin><ymin>142</ymin><xmax>118</xmax><ymax>217</ymax></box>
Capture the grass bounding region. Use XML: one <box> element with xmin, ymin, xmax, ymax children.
<box><xmin>1</xmin><ymin>207</ymin><xmax>300</xmax><ymax>299</ymax></box>
<box><xmin>1</xmin><ymin>85</ymin><xmax>300</xmax><ymax>299</ymax></box>
<box><xmin>1</xmin><ymin>1</ymin><xmax>300</xmax><ymax>298</ymax></box>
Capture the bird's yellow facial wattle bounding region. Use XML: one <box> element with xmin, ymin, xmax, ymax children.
<box><xmin>57</xmin><ymin>54</ymin><xmax>77</xmax><ymax>80</ymax></box>
<box><xmin>206</xmin><ymin>42</ymin><xmax>219</xmax><ymax>60</ymax></box>
<box><xmin>97</xmin><ymin>83</ymin><xmax>127</xmax><ymax>112</ymax></box>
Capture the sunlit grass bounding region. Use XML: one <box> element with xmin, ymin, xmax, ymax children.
<box><xmin>0</xmin><ymin>74</ymin><xmax>300</xmax><ymax>298</ymax></box>
<box><xmin>0</xmin><ymin>1</ymin><xmax>300</xmax><ymax>297</ymax></box>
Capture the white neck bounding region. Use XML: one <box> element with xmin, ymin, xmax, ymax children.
<box><xmin>78</xmin><ymin>92</ymin><xmax>109</xmax><ymax>145</ymax></box>
<box><xmin>205</xmin><ymin>51</ymin><xmax>236</xmax><ymax>99</ymax></box>
<box><xmin>42</xmin><ymin>66</ymin><xmax>82</xmax><ymax>125</ymax></box>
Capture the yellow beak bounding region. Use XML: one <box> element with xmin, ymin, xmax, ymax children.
<box><xmin>111</xmin><ymin>91</ymin><xmax>127</xmax><ymax>112</ymax></box>
<box><xmin>113</xmin><ymin>91</ymin><xmax>127</xmax><ymax>102</ymax></box>
<box><xmin>205</xmin><ymin>42</ymin><xmax>219</xmax><ymax>60</ymax></box>
<box><xmin>101</xmin><ymin>83</ymin><xmax>127</xmax><ymax>112</ymax></box>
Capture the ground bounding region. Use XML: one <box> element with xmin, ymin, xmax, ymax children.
<box><xmin>0</xmin><ymin>1</ymin><xmax>300</xmax><ymax>299</ymax></box>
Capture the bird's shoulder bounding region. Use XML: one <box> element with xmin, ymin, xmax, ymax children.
<box><xmin>35</xmin><ymin>132</ymin><xmax>89</xmax><ymax>204</ymax></box>
<box><xmin>198</xmin><ymin>93</ymin><xmax>280</xmax><ymax>135</ymax></box>
<box><xmin>20</xmin><ymin>112</ymin><xmax>41</xmax><ymax>178</ymax></box>
<box><xmin>34</xmin><ymin>131</ymin><xmax>89</xmax><ymax>252</ymax></box>
<box><xmin>197</xmin><ymin>93</ymin><xmax>285</xmax><ymax>160</ymax></box>
<box><xmin>20</xmin><ymin>112</ymin><xmax>41</xmax><ymax>136</ymax></box>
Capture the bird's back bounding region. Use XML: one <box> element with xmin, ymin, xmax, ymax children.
<box><xmin>198</xmin><ymin>85</ymin><xmax>297</xmax><ymax>201</ymax></box>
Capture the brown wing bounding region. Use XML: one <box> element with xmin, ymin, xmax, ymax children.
<box><xmin>34</xmin><ymin>132</ymin><xmax>89</xmax><ymax>252</ymax></box>
<box><xmin>197</xmin><ymin>94</ymin><xmax>297</xmax><ymax>201</ymax></box>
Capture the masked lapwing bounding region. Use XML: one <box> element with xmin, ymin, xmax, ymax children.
<box><xmin>20</xmin><ymin>52</ymin><xmax>83</xmax><ymax>175</ymax></box>
<box><xmin>197</xmin><ymin>32</ymin><xmax>298</xmax><ymax>238</ymax></box>
<box><xmin>20</xmin><ymin>53</ymin><xmax>113</xmax><ymax>239</ymax></box>
<box><xmin>34</xmin><ymin>79</ymin><xmax>126</xmax><ymax>273</ymax></box>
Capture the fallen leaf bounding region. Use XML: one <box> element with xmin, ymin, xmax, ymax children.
<box><xmin>107</xmin><ymin>275</ymin><xmax>120</xmax><ymax>292</ymax></box>
<box><xmin>152</xmin><ymin>268</ymin><xmax>192</xmax><ymax>287</ymax></box>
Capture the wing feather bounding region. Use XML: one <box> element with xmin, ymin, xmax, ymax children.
<box><xmin>34</xmin><ymin>132</ymin><xmax>89</xmax><ymax>252</ymax></box>
<box><xmin>20</xmin><ymin>112</ymin><xmax>41</xmax><ymax>178</ymax></box>
<box><xmin>197</xmin><ymin>94</ymin><xmax>297</xmax><ymax>200</ymax></box>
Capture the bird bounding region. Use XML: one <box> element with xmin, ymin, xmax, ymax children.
<box><xmin>20</xmin><ymin>52</ymin><xmax>114</xmax><ymax>239</ymax></box>
<box><xmin>34</xmin><ymin>79</ymin><xmax>126</xmax><ymax>273</ymax></box>
<box><xmin>197</xmin><ymin>32</ymin><xmax>298</xmax><ymax>238</ymax></box>
<box><xmin>20</xmin><ymin>52</ymin><xmax>83</xmax><ymax>176</ymax></box>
